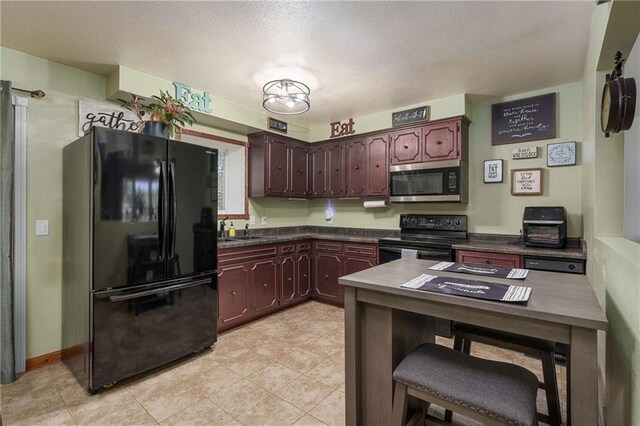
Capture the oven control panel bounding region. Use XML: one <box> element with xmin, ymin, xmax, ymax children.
<box><xmin>400</xmin><ymin>214</ymin><xmax>467</xmax><ymax>232</ymax></box>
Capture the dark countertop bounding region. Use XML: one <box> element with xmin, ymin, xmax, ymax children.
<box><xmin>454</xmin><ymin>233</ymin><xmax>587</xmax><ymax>260</ymax></box>
<box><xmin>218</xmin><ymin>227</ymin><xmax>587</xmax><ymax>260</ymax></box>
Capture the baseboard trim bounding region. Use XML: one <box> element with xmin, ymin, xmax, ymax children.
<box><xmin>26</xmin><ymin>346</ymin><xmax>81</xmax><ymax>371</ymax></box>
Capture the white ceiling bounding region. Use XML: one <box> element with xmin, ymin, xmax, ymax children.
<box><xmin>1</xmin><ymin>1</ymin><xmax>594</xmax><ymax>127</ymax></box>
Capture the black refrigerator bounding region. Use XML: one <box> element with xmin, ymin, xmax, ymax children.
<box><xmin>62</xmin><ymin>127</ymin><xmax>218</xmax><ymax>393</ymax></box>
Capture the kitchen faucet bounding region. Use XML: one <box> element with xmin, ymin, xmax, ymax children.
<box><xmin>219</xmin><ymin>216</ymin><xmax>229</xmax><ymax>240</ymax></box>
<box><xmin>245</xmin><ymin>223</ymin><xmax>250</xmax><ymax>237</ymax></box>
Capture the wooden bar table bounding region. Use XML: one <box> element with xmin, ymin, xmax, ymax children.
<box><xmin>339</xmin><ymin>259</ymin><xmax>607</xmax><ymax>426</ymax></box>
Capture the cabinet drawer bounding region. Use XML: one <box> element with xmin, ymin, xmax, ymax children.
<box><xmin>343</xmin><ymin>243</ymin><xmax>377</xmax><ymax>257</ymax></box>
<box><xmin>313</xmin><ymin>241</ymin><xmax>343</xmax><ymax>253</ymax></box>
<box><xmin>218</xmin><ymin>244</ymin><xmax>278</xmax><ymax>266</ymax></box>
<box><xmin>279</xmin><ymin>243</ymin><xmax>296</xmax><ymax>255</ymax></box>
<box><xmin>456</xmin><ymin>250</ymin><xmax>523</xmax><ymax>268</ymax></box>
<box><xmin>296</xmin><ymin>241</ymin><xmax>312</xmax><ymax>253</ymax></box>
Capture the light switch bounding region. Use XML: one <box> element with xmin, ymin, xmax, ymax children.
<box><xmin>261</xmin><ymin>216</ymin><xmax>268</xmax><ymax>225</ymax></box>
<box><xmin>249</xmin><ymin>215</ymin><xmax>256</xmax><ymax>225</ymax></box>
<box><xmin>36</xmin><ymin>220</ymin><xmax>49</xmax><ymax>236</ymax></box>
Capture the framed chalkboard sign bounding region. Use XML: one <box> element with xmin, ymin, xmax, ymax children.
<box><xmin>392</xmin><ymin>106</ymin><xmax>429</xmax><ymax>127</ymax></box>
<box><xmin>492</xmin><ymin>93</ymin><xmax>556</xmax><ymax>145</ymax></box>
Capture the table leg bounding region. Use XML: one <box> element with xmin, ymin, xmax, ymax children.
<box><xmin>345</xmin><ymin>288</ymin><xmax>435</xmax><ymax>426</ymax></box>
<box><xmin>569</xmin><ymin>327</ymin><xmax>598</xmax><ymax>426</ymax></box>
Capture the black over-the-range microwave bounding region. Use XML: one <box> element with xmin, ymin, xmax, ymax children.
<box><xmin>389</xmin><ymin>159</ymin><xmax>468</xmax><ymax>203</ymax></box>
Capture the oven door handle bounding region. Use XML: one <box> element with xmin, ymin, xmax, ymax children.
<box><xmin>379</xmin><ymin>246</ymin><xmax>450</xmax><ymax>258</ymax></box>
<box><xmin>108</xmin><ymin>278</ymin><xmax>212</xmax><ymax>303</ymax></box>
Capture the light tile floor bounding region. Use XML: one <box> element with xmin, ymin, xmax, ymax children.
<box><xmin>0</xmin><ymin>301</ymin><xmax>567</xmax><ymax>425</ymax></box>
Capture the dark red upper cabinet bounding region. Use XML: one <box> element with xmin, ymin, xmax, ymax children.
<box><xmin>266</xmin><ymin>137</ymin><xmax>290</xmax><ymax>195</ymax></box>
<box><xmin>327</xmin><ymin>142</ymin><xmax>345</xmax><ymax>197</ymax></box>
<box><xmin>309</xmin><ymin>145</ymin><xmax>328</xmax><ymax>198</ymax></box>
<box><xmin>345</xmin><ymin>138</ymin><xmax>367</xmax><ymax>197</ymax></box>
<box><xmin>366</xmin><ymin>134</ymin><xmax>389</xmax><ymax>196</ymax></box>
<box><xmin>422</xmin><ymin>120</ymin><xmax>458</xmax><ymax>162</ymax></box>
<box><xmin>291</xmin><ymin>143</ymin><xmax>309</xmax><ymax>197</ymax></box>
<box><xmin>390</xmin><ymin>128</ymin><xmax>421</xmax><ymax>165</ymax></box>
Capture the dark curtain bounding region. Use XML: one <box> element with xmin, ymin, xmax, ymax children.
<box><xmin>1</xmin><ymin>80</ymin><xmax>16</xmax><ymax>384</ymax></box>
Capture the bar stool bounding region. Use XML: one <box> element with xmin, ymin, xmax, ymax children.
<box><xmin>392</xmin><ymin>343</ymin><xmax>539</xmax><ymax>426</ymax></box>
<box><xmin>447</xmin><ymin>323</ymin><xmax>562</xmax><ymax>426</ymax></box>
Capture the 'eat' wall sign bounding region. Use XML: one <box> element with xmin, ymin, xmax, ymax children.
<box><xmin>173</xmin><ymin>82</ymin><xmax>212</xmax><ymax>113</ymax></box>
<box><xmin>330</xmin><ymin>118</ymin><xmax>355</xmax><ymax>138</ymax></box>
<box><xmin>492</xmin><ymin>93</ymin><xmax>556</xmax><ymax>145</ymax></box>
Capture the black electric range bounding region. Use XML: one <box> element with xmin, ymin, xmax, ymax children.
<box><xmin>378</xmin><ymin>214</ymin><xmax>468</xmax><ymax>264</ymax></box>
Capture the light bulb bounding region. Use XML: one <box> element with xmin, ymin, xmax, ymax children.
<box><xmin>286</xmin><ymin>100</ymin><xmax>295</xmax><ymax>108</ymax></box>
<box><xmin>268</xmin><ymin>96</ymin><xmax>276</xmax><ymax>104</ymax></box>
<box><xmin>296</xmin><ymin>94</ymin><xmax>306</xmax><ymax>100</ymax></box>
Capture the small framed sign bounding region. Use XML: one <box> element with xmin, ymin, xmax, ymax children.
<box><xmin>492</xmin><ymin>93</ymin><xmax>556</xmax><ymax>145</ymax></box>
<box><xmin>392</xmin><ymin>106</ymin><xmax>429</xmax><ymax>127</ymax></box>
<box><xmin>484</xmin><ymin>159</ymin><xmax>503</xmax><ymax>183</ymax></box>
<box><xmin>268</xmin><ymin>117</ymin><xmax>288</xmax><ymax>134</ymax></box>
<box><xmin>511</xmin><ymin>146</ymin><xmax>538</xmax><ymax>160</ymax></box>
<box><xmin>511</xmin><ymin>168</ymin><xmax>543</xmax><ymax>195</ymax></box>
<box><xmin>547</xmin><ymin>141</ymin><xmax>576</xmax><ymax>167</ymax></box>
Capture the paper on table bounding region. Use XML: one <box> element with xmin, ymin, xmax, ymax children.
<box><xmin>401</xmin><ymin>249</ymin><xmax>418</xmax><ymax>259</ymax></box>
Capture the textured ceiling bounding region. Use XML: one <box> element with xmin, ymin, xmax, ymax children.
<box><xmin>1</xmin><ymin>1</ymin><xmax>594</xmax><ymax>126</ymax></box>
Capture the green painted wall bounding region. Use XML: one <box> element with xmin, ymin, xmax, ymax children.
<box><xmin>580</xmin><ymin>1</ymin><xmax>640</xmax><ymax>424</ymax></box>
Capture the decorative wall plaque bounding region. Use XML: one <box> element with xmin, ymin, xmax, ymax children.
<box><xmin>511</xmin><ymin>168</ymin><xmax>543</xmax><ymax>195</ymax></box>
<box><xmin>78</xmin><ymin>100</ymin><xmax>140</xmax><ymax>136</ymax></box>
<box><xmin>547</xmin><ymin>141</ymin><xmax>576</xmax><ymax>167</ymax></box>
<box><xmin>330</xmin><ymin>118</ymin><xmax>355</xmax><ymax>138</ymax></box>
<box><xmin>484</xmin><ymin>159</ymin><xmax>503</xmax><ymax>183</ymax></box>
<box><xmin>391</xmin><ymin>106</ymin><xmax>430</xmax><ymax>127</ymax></box>
<box><xmin>268</xmin><ymin>117</ymin><xmax>288</xmax><ymax>134</ymax></box>
<box><xmin>492</xmin><ymin>93</ymin><xmax>556</xmax><ymax>145</ymax></box>
<box><xmin>511</xmin><ymin>147</ymin><xmax>538</xmax><ymax>159</ymax></box>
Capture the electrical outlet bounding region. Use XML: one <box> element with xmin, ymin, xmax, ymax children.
<box><xmin>36</xmin><ymin>220</ymin><xmax>49</xmax><ymax>236</ymax></box>
<box><xmin>261</xmin><ymin>216</ymin><xmax>268</xmax><ymax>225</ymax></box>
<box><xmin>249</xmin><ymin>215</ymin><xmax>256</xmax><ymax>225</ymax></box>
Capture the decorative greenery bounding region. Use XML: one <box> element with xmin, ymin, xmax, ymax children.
<box><xmin>119</xmin><ymin>90</ymin><xmax>196</xmax><ymax>136</ymax></box>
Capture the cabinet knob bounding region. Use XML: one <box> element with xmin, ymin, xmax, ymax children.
<box><xmin>436</xmin><ymin>140</ymin><xmax>442</xmax><ymax>145</ymax></box>
<box><xmin>325</xmin><ymin>274</ymin><xmax>329</xmax><ymax>279</ymax></box>
<box><xmin>263</xmin><ymin>283</ymin><xmax>268</xmax><ymax>287</ymax></box>
<box><xmin>403</xmin><ymin>145</ymin><xmax>409</xmax><ymax>149</ymax></box>
<box><xmin>318</xmin><ymin>170</ymin><xmax>322</xmax><ymax>174</ymax></box>
<box><xmin>303</xmin><ymin>274</ymin><xmax>307</xmax><ymax>278</ymax></box>
<box><xmin>355</xmin><ymin>166</ymin><xmax>360</xmax><ymax>170</ymax></box>
<box><xmin>231</xmin><ymin>291</ymin><xmax>236</xmax><ymax>296</ymax></box>
<box><xmin>297</xmin><ymin>169</ymin><xmax>302</xmax><ymax>173</ymax></box>
<box><xmin>375</xmin><ymin>164</ymin><xmax>380</xmax><ymax>168</ymax></box>
<box><xmin>288</xmin><ymin>277</ymin><xmax>292</xmax><ymax>281</ymax></box>
<box><xmin>277</xmin><ymin>166</ymin><xmax>282</xmax><ymax>170</ymax></box>
<box><xmin>334</xmin><ymin>168</ymin><xmax>339</xmax><ymax>172</ymax></box>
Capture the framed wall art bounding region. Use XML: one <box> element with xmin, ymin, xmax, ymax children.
<box><xmin>511</xmin><ymin>168</ymin><xmax>543</xmax><ymax>195</ymax></box>
<box><xmin>547</xmin><ymin>141</ymin><xmax>576</xmax><ymax>167</ymax></box>
<box><xmin>483</xmin><ymin>159</ymin><xmax>503</xmax><ymax>183</ymax></box>
<box><xmin>492</xmin><ymin>93</ymin><xmax>556</xmax><ymax>145</ymax></box>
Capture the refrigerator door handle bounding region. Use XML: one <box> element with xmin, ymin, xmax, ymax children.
<box><xmin>159</xmin><ymin>160</ymin><xmax>168</xmax><ymax>260</ymax></box>
<box><xmin>108</xmin><ymin>278</ymin><xmax>212</xmax><ymax>303</ymax></box>
<box><xmin>168</xmin><ymin>161</ymin><xmax>177</xmax><ymax>258</ymax></box>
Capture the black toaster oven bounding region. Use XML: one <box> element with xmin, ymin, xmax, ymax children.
<box><xmin>523</xmin><ymin>207</ymin><xmax>567</xmax><ymax>249</ymax></box>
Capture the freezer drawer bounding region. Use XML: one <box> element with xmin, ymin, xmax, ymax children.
<box><xmin>91</xmin><ymin>275</ymin><xmax>217</xmax><ymax>392</ymax></box>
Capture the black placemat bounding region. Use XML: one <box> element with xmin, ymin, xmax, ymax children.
<box><xmin>429</xmin><ymin>261</ymin><xmax>529</xmax><ymax>279</ymax></box>
<box><xmin>401</xmin><ymin>274</ymin><xmax>531</xmax><ymax>303</ymax></box>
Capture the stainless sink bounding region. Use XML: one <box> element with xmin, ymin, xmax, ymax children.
<box><xmin>231</xmin><ymin>235</ymin><xmax>264</xmax><ymax>240</ymax></box>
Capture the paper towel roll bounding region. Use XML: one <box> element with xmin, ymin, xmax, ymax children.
<box><xmin>363</xmin><ymin>200</ymin><xmax>389</xmax><ymax>209</ymax></box>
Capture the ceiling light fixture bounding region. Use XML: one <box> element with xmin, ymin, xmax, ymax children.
<box><xmin>262</xmin><ymin>79</ymin><xmax>310</xmax><ymax>115</ymax></box>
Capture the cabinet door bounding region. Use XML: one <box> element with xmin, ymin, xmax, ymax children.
<box><xmin>266</xmin><ymin>137</ymin><xmax>290</xmax><ymax>195</ymax></box>
<box><xmin>250</xmin><ymin>259</ymin><xmax>278</xmax><ymax>313</ymax></box>
<box><xmin>291</xmin><ymin>143</ymin><xmax>309</xmax><ymax>197</ymax></box>
<box><xmin>455</xmin><ymin>250</ymin><xmax>523</xmax><ymax>268</ymax></box>
<box><xmin>314</xmin><ymin>253</ymin><xmax>342</xmax><ymax>301</ymax></box>
<box><xmin>342</xmin><ymin>256</ymin><xmax>377</xmax><ymax>276</ymax></box>
<box><xmin>327</xmin><ymin>143</ymin><xmax>345</xmax><ymax>196</ymax></box>
<box><xmin>345</xmin><ymin>138</ymin><xmax>367</xmax><ymax>196</ymax></box>
<box><xmin>422</xmin><ymin>121</ymin><xmax>458</xmax><ymax>162</ymax></box>
<box><xmin>296</xmin><ymin>253</ymin><xmax>312</xmax><ymax>298</ymax></box>
<box><xmin>366</xmin><ymin>134</ymin><xmax>389</xmax><ymax>196</ymax></box>
<box><xmin>217</xmin><ymin>264</ymin><xmax>250</xmax><ymax>327</ymax></box>
<box><xmin>309</xmin><ymin>146</ymin><xmax>327</xmax><ymax>197</ymax></box>
<box><xmin>390</xmin><ymin>128</ymin><xmax>421</xmax><ymax>165</ymax></box>
<box><xmin>280</xmin><ymin>255</ymin><xmax>296</xmax><ymax>305</ymax></box>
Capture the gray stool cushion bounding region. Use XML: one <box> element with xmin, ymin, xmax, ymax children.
<box><xmin>393</xmin><ymin>343</ymin><xmax>539</xmax><ymax>426</ymax></box>
<box><xmin>453</xmin><ymin>322</ymin><xmax>556</xmax><ymax>352</ymax></box>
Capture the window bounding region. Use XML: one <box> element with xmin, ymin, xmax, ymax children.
<box><xmin>178</xmin><ymin>130</ymin><xmax>248</xmax><ymax>219</ymax></box>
